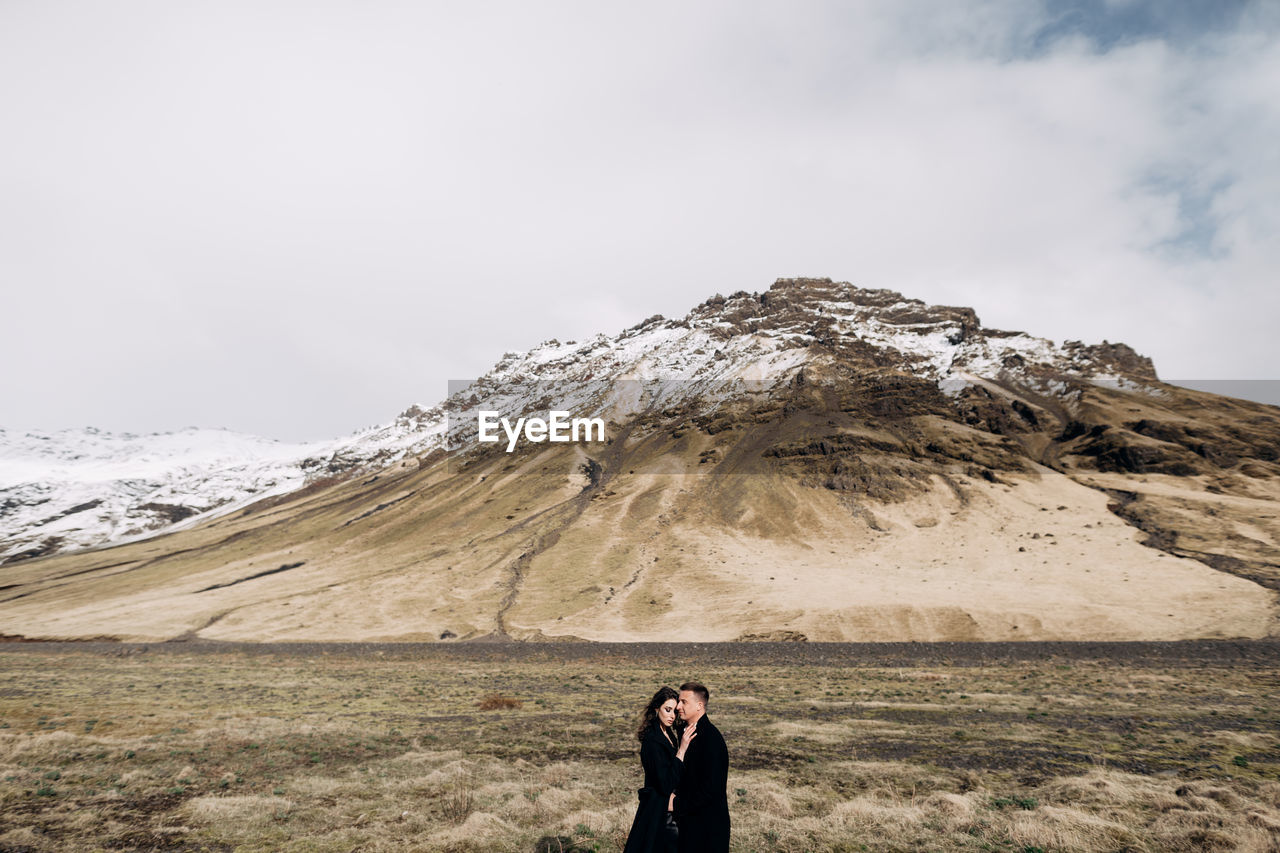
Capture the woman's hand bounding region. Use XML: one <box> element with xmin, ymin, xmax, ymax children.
<box><xmin>668</xmin><ymin>792</ymin><xmax>675</xmax><ymax>812</ymax></box>
<box><xmin>676</xmin><ymin>721</ymin><xmax>697</xmax><ymax>760</ymax></box>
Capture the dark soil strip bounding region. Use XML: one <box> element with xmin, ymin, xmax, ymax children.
<box><xmin>338</xmin><ymin>490</ymin><xmax>418</xmax><ymax>528</ymax></box>
<box><xmin>0</xmin><ymin>558</ymin><xmax>144</xmax><ymax>604</ymax></box>
<box><xmin>1</xmin><ymin>530</ymin><xmax>263</xmax><ymax>605</ymax></box>
<box><xmin>2</xmin><ymin>639</ymin><xmax>1278</xmax><ymax>666</ymax></box>
<box><xmin>492</xmin><ymin>423</ymin><xmax>635</xmax><ymax>636</ymax></box>
<box><xmin>195</xmin><ymin>561</ymin><xmax>306</xmax><ymax>592</ymax></box>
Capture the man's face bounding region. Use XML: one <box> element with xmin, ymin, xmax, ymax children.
<box><xmin>677</xmin><ymin>690</ymin><xmax>703</xmax><ymax>722</ymax></box>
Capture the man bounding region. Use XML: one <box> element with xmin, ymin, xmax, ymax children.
<box><xmin>671</xmin><ymin>681</ymin><xmax>730</xmax><ymax>852</ymax></box>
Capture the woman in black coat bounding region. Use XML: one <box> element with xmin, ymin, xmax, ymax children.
<box><xmin>623</xmin><ymin>686</ymin><xmax>695</xmax><ymax>853</ymax></box>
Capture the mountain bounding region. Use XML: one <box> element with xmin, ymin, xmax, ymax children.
<box><xmin>2</xmin><ymin>278</ymin><xmax>1278</xmax><ymax>642</ymax></box>
<box><xmin>0</xmin><ymin>416</ymin><xmax>445</xmax><ymax>565</ymax></box>
<box><xmin>0</xmin><ymin>277</ymin><xmax>1166</xmax><ymax>565</ymax></box>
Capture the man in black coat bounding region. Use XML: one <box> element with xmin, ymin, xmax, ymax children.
<box><xmin>672</xmin><ymin>681</ymin><xmax>730</xmax><ymax>852</ymax></box>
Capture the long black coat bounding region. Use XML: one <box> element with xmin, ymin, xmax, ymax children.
<box><xmin>672</xmin><ymin>715</ymin><xmax>730</xmax><ymax>853</ymax></box>
<box><xmin>623</xmin><ymin>725</ymin><xmax>683</xmax><ymax>853</ymax></box>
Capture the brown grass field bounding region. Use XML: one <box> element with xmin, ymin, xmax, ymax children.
<box><xmin>1</xmin><ymin>641</ymin><xmax>1278</xmax><ymax>852</ymax></box>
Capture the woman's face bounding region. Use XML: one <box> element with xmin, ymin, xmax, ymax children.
<box><xmin>657</xmin><ymin>698</ymin><xmax>677</xmax><ymax>728</ymax></box>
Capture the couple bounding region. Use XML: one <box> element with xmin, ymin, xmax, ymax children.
<box><xmin>623</xmin><ymin>681</ymin><xmax>730</xmax><ymax>853</ymax></box>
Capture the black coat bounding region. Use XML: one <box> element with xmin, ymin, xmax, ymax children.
<box><xmin>623</xmin><ymin>725</ymin><xmax>683</xmax><ymax>853</ymax></box>
<box><xmin>672</xmin><ymin>715</ymin><xmax>730</xmax><ymax>853</ymax></box>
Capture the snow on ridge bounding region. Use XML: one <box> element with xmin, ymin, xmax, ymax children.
<box><xmin>0</xmin><ymin>414</ymin><xmax>450</xmax><ymax>565</ymax></box>
<box><xmin>0</xmin><ymin>426</ymin><xmax>315</xmax><ymax>489</ymax></box>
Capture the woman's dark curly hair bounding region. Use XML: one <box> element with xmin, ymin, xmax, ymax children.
<box><xmin>635</xmin><ymin>686</ymin><xmax>679</xmax><ymax>743</ymax></box>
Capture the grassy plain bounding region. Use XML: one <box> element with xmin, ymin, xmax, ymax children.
<box><xmin>1</xmin><ymin>642</ymin><xmax>1278</xmax><ymax>852</ymax></box>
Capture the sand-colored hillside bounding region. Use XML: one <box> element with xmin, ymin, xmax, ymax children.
<box><xmin>509</xmin><ymin>462</ymin><xmax>1275</xmax><ymax>641</ymax></box>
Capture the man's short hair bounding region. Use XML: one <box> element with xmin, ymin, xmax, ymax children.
<box><xmin>679</xmin><ymin>681</ymin><xmax>709</xmax><ymax>706</ymax></box>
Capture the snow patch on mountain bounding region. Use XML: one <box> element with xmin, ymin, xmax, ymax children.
<box><xmin>0</xmin><ymin>412</ymin><xmax>448</xmax><ymax>564</ymax></box>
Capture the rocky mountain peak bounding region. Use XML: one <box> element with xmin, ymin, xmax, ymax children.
<box><xmin>687</xmin><ymin>277</ymin><xmax>983</xmax><ymax>340</ymax></box>
<box><xmin>1060</xmin><ymin>340</ymin><xmax>1158</xmax><ymax>382</ymax></box>
<box><xmin>670</xmin><ymin>277</ymin><xmax>1154</xmax><ymax>387</ymax></box>
<box><xmin>767</xmin><ymin>277</ymin><xmax>978</xmax><ymax>326</ymax></box>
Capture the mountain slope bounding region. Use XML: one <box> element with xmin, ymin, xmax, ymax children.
<box><xmin>2</xmin><ymin>278</ymin><xmax>1278</xmax><ymax>642</ymax></box>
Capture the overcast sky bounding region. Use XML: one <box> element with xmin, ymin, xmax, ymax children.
<box><xmin>2</xmin><ymin>0</ymin><xmax>1277</xmax><ymax>441</ymax></box>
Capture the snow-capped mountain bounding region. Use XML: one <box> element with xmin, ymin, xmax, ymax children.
<box><xmin>4</xmin><ymin>277</ymin><xmax>1279</xmax><ymax>644</ymax></box>
<box><xmin>0</xmin><ymin>277</ymin><xmax>1158</xmax><ymax>564</ymax></box>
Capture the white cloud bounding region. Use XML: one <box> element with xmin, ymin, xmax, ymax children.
<box><xmin>1</xmin><ymin>1</ymin><xmax>1276</xmax><ymax>439</ymax></box>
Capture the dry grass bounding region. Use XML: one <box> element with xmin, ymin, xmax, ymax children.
<box><xmin>479</xmin><ymin>694</ymin><xmax>524</xmax><ymax>711</ymax></box>
<box><xmin>0</xmin><ymin>645</ymin><xmax>1277</xmax><ymax>851</ymax></box>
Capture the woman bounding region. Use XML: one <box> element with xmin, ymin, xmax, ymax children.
<box><xmin>623</xmin><ymin>686</ymin><xmax>696</xmax><ymax>853</ymax></box>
